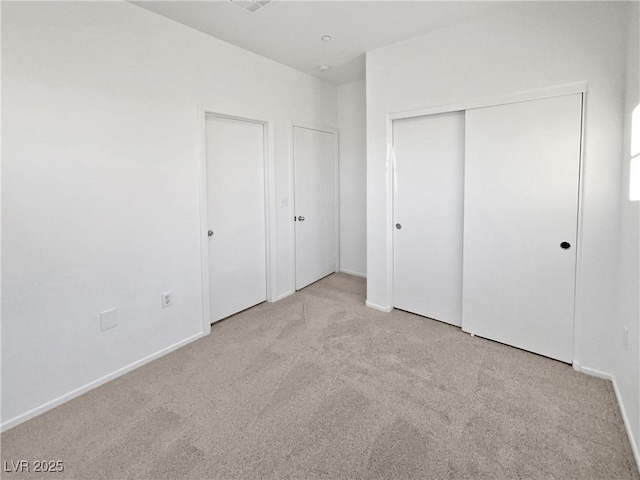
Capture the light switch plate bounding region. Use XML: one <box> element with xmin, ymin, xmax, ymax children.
<box><xmin>100</xmin><ymin>308</ymin><xmax>118</xmax><ymax>331</ymax></box>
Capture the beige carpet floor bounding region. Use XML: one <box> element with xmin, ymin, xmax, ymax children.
<box><xmin>2</xmin><ymin>273</ymin><xmax>638</xmax><ymax>479</ymax></box>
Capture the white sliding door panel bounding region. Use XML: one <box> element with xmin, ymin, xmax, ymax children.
<box><xmin>206</xmin><ymin>115</ymin><xmax>267</xmax><ymax>323</ymax></box>
<box><xmin>393</xmin><ymin>111</ymin><xmax>465</xmax><ymax>326</ymax></box>
<box><xmin>294</xmin><ymin>126</ymin><xmax>337</xmax><ymax>290</ymax></box>
<box><xmin>462</xmin><ymin>94</ymin><xmax>583</xmax><ymax>363</ymax></box>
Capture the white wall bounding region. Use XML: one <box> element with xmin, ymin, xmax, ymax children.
<box><xmin>366</xmin><ymin>2</ymin><xmax>629</xmax><ymax>375</ymax></box>
<box><xmin>337</xmin><ymin>80</ymin><xmax>367</xmax><ymax>277</ymax></box>
<box><xmin>614</xmin><ymin>1</ymin><xmax>640</xmax><ymax>463</ymax></box>
<box><xmin>1</xmin><ymin>1</ymin><xmax>336</xmax><ymax>428</ymax></box>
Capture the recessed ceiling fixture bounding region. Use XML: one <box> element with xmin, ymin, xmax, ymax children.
<box><xmin>321</xmin><ymin>35</ymin><xmax>332</xmax><ymax>42</ymax></box>
<box><xmin>230</xmin><ymin>0</ymin><xmax>272</xmax><ymax>14</ymax></box>
<box><xmin>318</xmin><ymin>65</ymin><xmax>331</xmax><ymax>73</ymax></box>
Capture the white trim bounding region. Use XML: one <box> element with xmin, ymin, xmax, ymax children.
<box><xmin>386</xmin><ymin>84</ymin><xmax>588</xmax><ymax>364</ymax></box>
<box><xmin>571</xmin><ymin>92</ymin><xmax>588</xmax><ymax>368</ymax></box>
<box><xmin>292</xmin><ymin>122</ymin><xmax>338</xmax><ymax>136</ymax></box>
<box><xmin>575</xmin><ymin>363</ymin><xmax>640</xmax><ymax>472</ymax></box>
<box><xmin>335</xmin><ymin>129</ymin><xmax>341</xmax><ymax>274</ymax></box>
<box><xmin>1</xmin><ymin>333</ymin><xmax>203</xmax><ymax>432</ymax></box>
<box><xmin>287</xmin><ymin>121</ymin><xmax>297</xmax><ymax>295</ymax></box>
<box><xmin>197</xmin><ymin>105</ymin><xmax>211</xmax><ymax>336</ymax></box>
<box><xmin>612</xmin><ymin>376</ymin><xmax>640</xmax><ymax>472</ymax></box>
<box><xmin>198</xmin><ymin>106</ymin><xmax>276</xmax><ymax>330</ymax></box>
<box><xmin>386</xmin><ymin>119</ymin><xmax>395</xmax><ymax>308</ymax></box>
<box><xmin>276</xmin><ymin>290</ymin><xmax>295</xmax><ymax>301</ymax></box>
<box><xmin>266</xmin><ymin>119</ymin><xmax>278</xmax><ymax>303</ymax></box>
<box><xmin>572</xmin><ymin>362</ymin><xmax>612</xmax><ymax>380</ymax></box>
<box><xmin>365</xmin><ymin>300</ymin><xmax>393</xmax><ymax>313</ymax></box>
<box><xmin>388</xmin><ymin>81</ymin><xmax>588</xmax><ymax>121</ymax></box>
<box><xmin>340</xmin><ymin>269</ymin><xmax>367</xmax><ymax>278</ymax></box>
<box><xmin>290</xmin><ymin>122</ymin><xmax>341</xmax><ymax>291</ymax></box>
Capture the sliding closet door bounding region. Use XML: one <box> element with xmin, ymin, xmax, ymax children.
<box><xmin>462</xmin><ymin>93</ymin><xmax>582</xmax><ymax>363</ymax></box>
<box><xmin>393</xmin><ymin>111</ymin><xmax>465</xmax><ymax>326</ymax></box>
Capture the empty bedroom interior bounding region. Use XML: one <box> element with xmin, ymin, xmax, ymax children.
<box><xmin>2</xmin><ymin>1</ymin><xmax>640</xmax><ymax>478</ymax></box>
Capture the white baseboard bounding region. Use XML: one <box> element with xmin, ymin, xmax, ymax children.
<box><xmin>612</xmin><ymin>376</ymin><xmax>640</xmax><ymax>472</ymax></box>
<box><xmin>339</xmin><ymin>269</ymin><xmax>366</xmax><ymax>278</ymax></box>
<box><xmin>365</xmin><ymin>300</ymin><xmax>393</xmax><ymax>313</ymax></box>
<box><xmin>1</xmin><ymin>332</ymin><xmax>204</xmax><ymax>433</ymax></box>
<box><xmin>573</xmin><ymin>362</ymin><xmax>612</xmax><ymax>380</ymax></box>
<box><xmin>276</xmin><ymin>290</ymin><xmax>295</xmax><ymax>301</ymax></box>
<box><xmin>574</xmin><ymin>363</ymin><xmax>639</xmax><ymax>473</ymax></box>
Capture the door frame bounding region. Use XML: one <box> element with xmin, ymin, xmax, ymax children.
<box><xmin>384</xmin><ymin>81</ymin><xmax>587</xmax><ymax>366</ymax></box>
<box><xmin>198</xmin><ymin>105</ymin><xmax>277</xmax><ymax>335</ymax></box>
<box><xmin>289</xmin><ymin>122</ymin><xmax>340</xmax><ymax>293</ymax></box>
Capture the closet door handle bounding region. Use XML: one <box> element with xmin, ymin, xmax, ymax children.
<box><xmin>560</xmin><ymin>242</ymin><xmax>571</xmax><ymax>249</ymax></box>
<box><xmin>396</xmin><ymin>223</ymin><xmax>402</xmax><ymax>230</ymax></box>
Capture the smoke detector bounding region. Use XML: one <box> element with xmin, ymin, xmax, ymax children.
<box><xmin>230</xmin><ymin>0</ymin><xmax>272</xmax><ymax>14</ymax></box>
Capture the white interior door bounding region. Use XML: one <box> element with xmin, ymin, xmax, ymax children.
<box><xmin>205</xmin><ymin>115</ymin><xmax>267</xmax><ymax>323</ymax></box>
<box><xmin>393</xmin><ymin>111</ymin><xmax>465</xmax><ymax>326</ymax></box>
<box><xmin>462</xmin><ymin>93</ymin><xmax>583</xmax><ymax>363</ymax></box>
<box><xmin>294</xmin><ymin>126</ymin><xmax>337</xmax><ymax>290</ymax></box>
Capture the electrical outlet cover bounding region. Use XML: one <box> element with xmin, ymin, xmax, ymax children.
<box><xmin>162</xmin><ymin>292</ymin><xmax>172</xmax><ymax>308</ymax></box>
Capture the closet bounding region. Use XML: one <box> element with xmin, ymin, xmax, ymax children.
<box><xmin>392</xmin><ymin>92</ymin><xmax>583</xmax><ymax>363</ymax></box>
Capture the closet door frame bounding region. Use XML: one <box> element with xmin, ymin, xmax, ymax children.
<box><xmin>197</xmin><ymin>105</ymin><xmax>277</xmax><ymax>336</ymax></box>
<box><xmin>383</xmin><ymin>81</ymin><xmax>587</xmax><ymax>366</ymax></box>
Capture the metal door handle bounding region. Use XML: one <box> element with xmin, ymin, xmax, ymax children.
<box><xmin>396</xmin><ymin>223</ymin><xmax>402</xmax><ymax>229</ymax></box>
<box><xmin>298</xmin><ymin>216</ymin><xmax>305</xmax><ymax>222</ymax></box>
<box><xmin>208</xmin><ymin>230</ymin><xmax>214</xmax><ymax>237</ymax></box>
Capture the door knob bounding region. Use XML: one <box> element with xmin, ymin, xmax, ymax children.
<box><xmin>560</xmin><ymin>241</ymin><xmax>571</xmax><ymax>249</ymax></box>
<box><xmin>396</xmin><ymin>223</ymin><xmax>402</xmax><ymax>229</ymax></box>
<box><xmin>208</xmin><ymin>230</ymin><xmax>214</xmax><ymax>237</ymax></box>
<box><xmin>298</xmin><ymin>216</ymin><xmax>305</xmax><ymax>222</ymax></box>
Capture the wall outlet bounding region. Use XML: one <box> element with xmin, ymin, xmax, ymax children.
<box><xmin>623</xmin><ymin>327</ymin><xmax>629</xmax><ymax>350</ymax></box>
<box><xmin>100</xmin><ymin>308</ymin><xmax>118</xmax><ymax>331</ymax></box>
<box><xmin>161</xmin><ymin>291</ymin><xmax>172</xmax><ymax>308</ymax></box>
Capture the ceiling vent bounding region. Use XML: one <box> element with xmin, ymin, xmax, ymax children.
<box><xmin>230</xmin><ymin>0</ymin><xmax>272</xmax><ymax>14</ymax></box>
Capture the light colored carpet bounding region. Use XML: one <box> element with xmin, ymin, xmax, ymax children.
<box><xmin>2</xmin><ymin>273</ymin><xmax>638</xmax><ymax>479</ymax></box>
